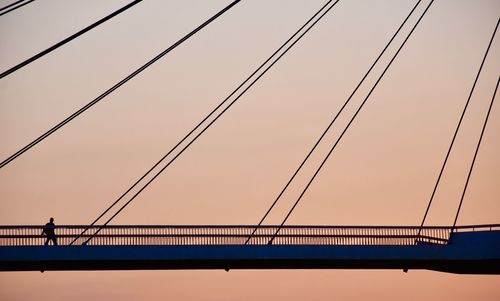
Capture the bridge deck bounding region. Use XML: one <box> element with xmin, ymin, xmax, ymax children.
<box><xmin>1</xmin><ymin>225</ymin><xmax>499</xmax><ymax>274</ymax></box>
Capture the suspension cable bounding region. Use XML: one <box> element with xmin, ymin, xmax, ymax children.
<box><xmin>0</xmin><ymin>0</ymin><xmax>241</xmax><ymax>170</ymax></box>
<box><xmin>451</xmin><ymin>76</ymin><xmax>499</xmax><ymax>233</ymax></box>
<box><xmin>70</xmin><ymin>0</ymin><xmax>340</xmax><ymax>245</ymax></box>
<box><xmin>0</xmin><ymin>0</ymin><xmax>24</xmax><ymax>12</ymax></box>
<box><xmin>78</xmin><ymin>0</ymin><xmax>343</xmax><ymax>246</ymax></box>
<box><xmin>0</xmin><ymin>0</ymin><xmax>143</xmax><ymax>79</ymax></box>
<box><xmin>70</xmin><ymin>0</ymin><xmax>339</xmax><ymax>245</ymax></box>
<box><xmin>416</xmin><ymin>18</ymin><xmax>499</xmax><ymax>239</ymax></box>
<box><xmin>245</xmin><ymin>0</ymin><xmax>423</xmax><ymax>245</ymax></box>
<box><xmin>268</xmin><ymin>0</ymin><xmax>435</xmax><ymax>245</ymax></box>
<box><xmin>0</xmin><ymin>0</ymin><xmax>34</xmax><ymax>17</ymax></box>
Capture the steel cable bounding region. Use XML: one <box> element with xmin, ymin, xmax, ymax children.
<box><xmin>0</xmin><ymin>0</ymin><xmax>240</xmax><ymax>169</ymax></box>
<box><xmin>0</xmin><ymin>0</ymin><xmax>143</xmax><ymax>79</ymax></box>
<box><xmin>451</xmin><ymin>76</ymin><xmax>499</xmax><ymax>232</ymax></box>
<box><xmin>416</xmin><ymin>18</ymin><xmax>499</xmax><ymax>239</ymax></box>
<box><xmin>268</xmin><ymin>0</ymin><xmax>435</xmax><ymax>245</ymax></box>
<box><xmin>78</xmin><ymin>0</ymin><xmax>343</xmax><ymax>245</ymax></box>
<box><xmin>245</xmin><ymin>0</ymin><xmax>423</xmax><ymax>244</ymax></box>
<box><xmin>0</xmin><ymin>0</ymin><xmax>34</xmax><ymax>17</ymax></box>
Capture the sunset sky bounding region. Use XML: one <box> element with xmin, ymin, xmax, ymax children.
<box><xmin>1</xmin><ymin>0</ymin><xmax>499</xmax><ymax>300</ymax></box>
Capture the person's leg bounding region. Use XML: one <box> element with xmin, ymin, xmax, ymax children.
<box><xmin>44</xmin><ymin>237</ymin><xmax>49</xmax><ymax>245</ymax></box>
<box><xmin>52</xmin><ymin>237</ymin><xmax>58</xmax><ymax>246</ymax></box>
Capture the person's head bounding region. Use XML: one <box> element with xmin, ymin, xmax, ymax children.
<box><xmin>49</xmin><ymin>217</ymin><xmax>54</xmax><ymax>223</ymax></box>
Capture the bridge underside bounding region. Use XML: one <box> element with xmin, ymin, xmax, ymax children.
<box><xmin>2</xmin><ymin>253</ymin><xmax>499</xmax><ymax>275</ymax></box>
<box><xmin>2</xmin><ymin>231</ymin><xmax>499</xmax><ymax>274</ymax></box>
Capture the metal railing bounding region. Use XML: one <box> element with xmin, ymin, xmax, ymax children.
<box><xmin>0</xmin><ymin>224</ymin><xmax>498</xmax><ymax>247</ymax></box>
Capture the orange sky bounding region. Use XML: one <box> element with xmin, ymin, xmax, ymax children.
<box><xmin>1</xmin><ymin>0</ymin><xmax>499</xmax><ymax>300</ymax></box>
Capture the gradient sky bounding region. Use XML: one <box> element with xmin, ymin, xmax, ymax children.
<box><xmin>1</xmin><ymin>0</ymin><xmax>499</xmax><ymax>300</ymax></box>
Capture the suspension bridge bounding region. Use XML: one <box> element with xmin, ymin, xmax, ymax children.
<box><xmin>1</xmin><ymin>225</ymin><xmax>500</xmax><ymax>274</ymax></box>
<box><xmin>0</xmin><ymin>0</ymin><xmax>499</xmax><ymax>274</ymax></box>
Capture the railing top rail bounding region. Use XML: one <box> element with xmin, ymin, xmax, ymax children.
<box><xmin>0</xmin><ymin>224</ymin><xmax>498</xmax><ymax>230</ymax></box>
<box><xmin>0</xmin><ymin>224</ymin><xmax>465</xmax><ymax>247</ymax></box>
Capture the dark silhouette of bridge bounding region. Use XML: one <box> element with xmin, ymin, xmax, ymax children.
<box><xmin>1</xmin><ymin>1</ymin><xmax>499</xmax><ymax>274</ymax></box>
<box><xmin>1</xmin><ymin>224</ymin><xmax>499</xmax><ymax>273</ymax></box>
<box><xmin>0</xmin><ymin>224</ymin><xmax>500</xmax><ymax>274</ymax></box>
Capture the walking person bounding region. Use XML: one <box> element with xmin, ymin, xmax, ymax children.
<box><xmin>42</xmin><ymin>217</ymin><xmax>58</xmax><ymax>246</ymax></box>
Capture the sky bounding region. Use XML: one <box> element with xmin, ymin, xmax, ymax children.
<box><xmin>0</xmin><ymin>0</ymin><xmax>499</xmax><ymax>300</ymax></box>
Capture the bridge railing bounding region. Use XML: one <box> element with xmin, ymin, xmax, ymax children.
<box><xmin>1</xmin><ymin>224</ymin><xmax>497</xmax><ymax>247</ymax></box>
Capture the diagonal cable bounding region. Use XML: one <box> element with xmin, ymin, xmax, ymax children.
<box><xmin>0</xmin><ymin>0</ymin><xmax>34</xmax><ymax>17</ymax></box>
<box><xmin>70</xmin><ymin>0</ymin><xmax>338</xmax><ymax>245</ymax></box>
<box><xmin>0</xmin><ymin>0</ymin><xmax>143</xmax><ymax>79</ymax></box>
<box><xmin>268</xmin><ymin>0</ymin><xmax>435</xmax><ymax>245</ymax></box>
<box><xmin>0</xmin><ymin>0</ymin><xmax>241</xmax><ymax>170</ymax></box>
<box><xmin>0</xmin><ymin>0</ymin><xmax>24</xmax><ymax>12</ymax></box>
<box><xmin>245</xmin><ymin>0</ymin><xmax>423</xmax><ymax>245</ymax></box>
<box><xmin>416</xmin><ymin>18</ymin><xmax>499</xmax><ymax>239</ymax></box>
<box><xmin>451</xmin><ymin>76</ymin><xmax>499</xmax><ymax>232</ymax></box>
<box><xmin>78</xmin><ymin>0</ymin><xmax>343</xmax><ymax>246</ymax></box>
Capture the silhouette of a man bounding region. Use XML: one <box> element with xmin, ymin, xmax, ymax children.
<box><xmin>42</xmin><ymin>217</ymin><xmax>57</xmax><ymax>246</ymax></box>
